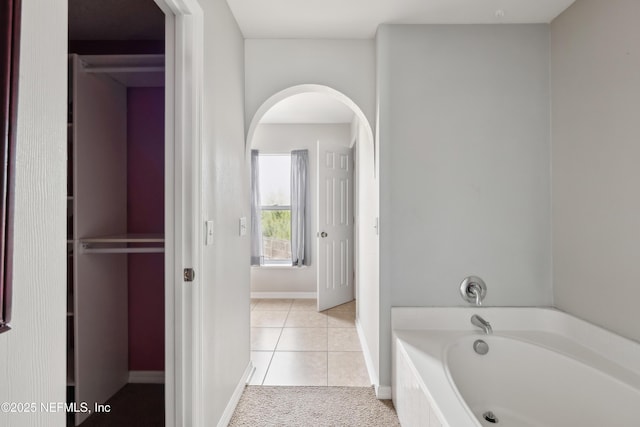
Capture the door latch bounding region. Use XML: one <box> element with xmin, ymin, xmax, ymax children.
<box><xmin>184</xmin><ymin>268</ymin><xmax>195</xmax><ymax>282</ymax></box>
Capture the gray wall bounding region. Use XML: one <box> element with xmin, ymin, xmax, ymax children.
<box><xmin>0</xmin><ymin>0</ymin><xmax>67</xmax><ymax>425</ymax></box>
<box><xmin>199</xmin><ymin>0</ymin><xmax>250</xmax><ymax>423</ymax></box>
<box><xmin>551</xmin><ymin>0</ymin><xmax>640</xmax><ymax>344</ymax></box>
<box><xmin>244</xmin><ymin>43</ymin><xmax>382</xmax><ymax>389</ymax></box>
<box><xmin>244</xmin><ymin>39</ymin><xmax>376</xmax><ymax>132</ymax></box>
<box><xmin>377</xmin><ymin>24</ymin><xmax>552</xmax><ymax>386</ymax></box>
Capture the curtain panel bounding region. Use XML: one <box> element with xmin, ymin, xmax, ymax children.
<box><xmin>291</xmin><ymin>150</ymin><xmax>310</xmax><ymax>266</ymax></box>
<box><xmin>250</xmin><ymin>150</ymin><xmax>262</xmax><ymax>266</ymax></box>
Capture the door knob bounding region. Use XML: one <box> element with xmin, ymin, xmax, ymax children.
<box><xmin>320</xmin><ymin>231</ymin><xmax>328</xmax><ymax>238</ymax></box>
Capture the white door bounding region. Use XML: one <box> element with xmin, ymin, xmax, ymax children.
<box><xmin>318</xmin><ymin>144</ymin><xmax>354</xmax><ymax>311</ymax></box>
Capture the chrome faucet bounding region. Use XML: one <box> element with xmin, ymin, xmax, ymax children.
<box><xmin>468</xmin><ymin>283</ymin><xmax>483</xmax><ymax>306</ymax></box>
<box><xmin>459</xmin><ymin>276</ymin><xmax>487</xmax><ymax>306</ymax></box>
<box><xmin>471</xmin><ymin>314</ymin><xmax>492</xmax><ymax>334</ymax></box>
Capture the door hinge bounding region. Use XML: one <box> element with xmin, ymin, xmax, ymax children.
<box><xmin>184</xmin><ymin>268</ymin><xmax>195</xmax><ymax>282</ymax></box>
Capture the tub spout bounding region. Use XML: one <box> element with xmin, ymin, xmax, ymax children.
<box><xmin>471</xmin><ymin>314</ymin><xmax>492</xmax><ymax>334</ymax></box>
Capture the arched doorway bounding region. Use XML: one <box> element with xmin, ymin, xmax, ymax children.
<box><xmin>246</xmin><ymin>84</ymin><xmax>380</xmax><ymax>391</ymax></box>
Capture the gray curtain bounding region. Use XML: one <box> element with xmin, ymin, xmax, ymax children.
<box><xmin>250</xmin><ymin>150</ymin><xmax>262</xmax><ymax>266</ymax></box>
<box><xmin>291</xmin><ymin>150</ymin><xmax>311</xmax><ymax>266</ymax></box>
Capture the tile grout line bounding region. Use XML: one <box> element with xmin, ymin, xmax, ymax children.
<box><xmin>259</xmin><ymin>350</ymin><xmax>277</xmax><ymax>386</ymax></box>
<box><xmin>252</xmin><ymin>299</ymin><xmax>360</xmax><ymax>387</ymax></box>
<box><xmin>262</xmin><ymin>300</ymin><xmax>294</xmax><ymax>385</ymax></box>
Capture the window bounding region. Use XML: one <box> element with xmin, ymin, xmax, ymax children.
<box><xmin>259</xmin><ymin>154</ymin><xmax>291</xmax><ymax>265</ymax></box>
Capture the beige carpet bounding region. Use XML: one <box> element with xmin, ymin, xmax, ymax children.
<box><xmin>229</xmin><ymin>386</ymin><xmax>401</xmax><ymax>426</ymax></box>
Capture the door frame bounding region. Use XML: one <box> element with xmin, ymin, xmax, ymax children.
<box><xmin>153</xmin><ymin>1</ymin><xmax>203</xmax><ymax>426</ymax></box>
<box><xmin>246</xmin><ymin>86</ymin><xmax>380</xmax><ymax>388</ymax></box>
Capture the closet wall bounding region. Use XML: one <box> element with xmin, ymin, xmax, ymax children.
<box><xmin>68</xmin><ymin>46</ymin><xmax>165</xmax><ymax>372</ymax></box>
<box><xmin>69</xmin><ymin>40</ymin><xmax>164</xmax><ymax>371</ymax></box>
<box><xmin>70</xmin><ymin>54</ymin><xmax>129</xmax><ymax>425</ymax></box>
<box><xmin>127</xmin><ymin>87</ymin><xmax>165</xmax><ymax>371</ymax></box>
<box><xmin>67</xmin><ymin>53</ymin><xmax>165</xmax><ymax>424</ymax></box>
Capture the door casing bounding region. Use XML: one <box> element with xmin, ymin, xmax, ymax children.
<box><xmin>152</xmin><ymin>1</ymin><xmax>204</xmax><ymax>426</ymax></box>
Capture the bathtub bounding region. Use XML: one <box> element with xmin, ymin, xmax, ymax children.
<box><xmin>391</xmin><ymin>307</ymin><xmax>640</xmax><ymax>427</ymax></box>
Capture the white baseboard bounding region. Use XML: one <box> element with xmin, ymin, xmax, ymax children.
<box><xmin>251</xmin><ymin>292</ymin><xmax>317</xmax><ymax>299</ymax></box>
<box><xmin>128</xmin><ymin>371</ymin><xmax>165</xmax><ymax>384</ymax></box>
<box><xmin>217</xmin><ymin>360</ymin><xmax>253</xmax><ymax>427</ymax></box>
<box><xmin>376</xmin><ymin>385</ymin><xmax>392</xmax><ymax>400</ymax></box>
<box><xmin>355</xmin><ymin>318</ymin><xmax>380</xmax><ymax>393</ymax></box>
<box><xmin>245</xmin><ymin>361</ymin><xmax>257</xmax><ymax>384</ymax></box>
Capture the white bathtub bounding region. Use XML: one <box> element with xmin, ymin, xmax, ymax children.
<box><xmin>391</xmin><ymin>307</ymin><xmax>640</xmax><ymax>427</ymax></box>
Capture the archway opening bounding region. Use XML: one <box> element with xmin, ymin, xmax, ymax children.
<box><xmin>246</xmin><ymin>85</ymin><xmax>380</xmax><ymax>391</ymax></box>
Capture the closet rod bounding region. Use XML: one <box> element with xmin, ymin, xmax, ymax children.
<box><xmin>81</xmin><ymin>247</ymin><xmax>164</xmax><ymax>254</ymax></box>
<box><xmin>83</xmin><ymin>66</ymin><xmax>164</xmax><ymax>74</ymax></box>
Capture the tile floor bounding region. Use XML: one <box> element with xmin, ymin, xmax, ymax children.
<box><xmin>249</xmin><ymin>298</ymin><xmax>371</xmax><ymax>387</ymax></box>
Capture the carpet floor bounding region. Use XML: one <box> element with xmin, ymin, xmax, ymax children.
<box><xmin>229</xmin><ymin>386</ymin><xmax>401</xmax><ymax>427</ymax></box>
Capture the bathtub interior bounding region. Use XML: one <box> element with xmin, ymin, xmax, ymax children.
<box><xmin>391</xmin><ymin>307</ymin><xmax>640</xmax><ymax>427</ymax></box>
<box><xmin>446</xmin><ymin>334</ymin><xmax>640</xmax><ymax>427</ymax></box>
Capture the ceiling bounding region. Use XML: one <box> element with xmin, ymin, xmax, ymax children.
<box><xmin>68</xmin><ymin>0</ymin><xmax>576</xmax><ymax>41</ymax></box>
<box><xmin>68</xmin><ymin>0</ymin><xmax>575</xmax><ymax>122</ymax></box>
<box><xmin>227</xmin><ymin>0</ymin><xmax>576</xmax><ymax>39</ymax></box>
<box><xmin>260</xmin><ymin>93</ymin><xmax>355</xmax><ymax>124</ymax></box>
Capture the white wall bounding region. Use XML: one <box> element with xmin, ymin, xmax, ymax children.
<box><xmin>0</xmin><ymin>0</ymin><xmax>67</xmax><ymax>425</ymax></box>
<box><xmin>250</xmin><ymin>123</ymin><xmax>351</xmax><ymax>294</ymax></box>
<box><xmin>377</xmin><ymin>24</ymin><xmax>552</xmax><ymax>386</ymax></box>
<box><xmin>0</xmin><ymin>1</ymin><xmax>250</xmax><ymax>425</ymax></box>
<box><xmin>354</xmin><ymin>118</ymin><xmax>380</xmax><ymax>388</ymax></box>
<box><xmin>244</xmin><ymin>39</ymin><xmax>376</xmax><ymax>132</ymax></box>
<box><xmin>199</xmin><ymin>0</ymin><xmax>250</xmax><ymax>423</ymax></box>
<box><xmin>551</xmin><ymin>0</ymin><xmax>640</xmax><ymax>344</ymax></box>
<box><xmin>244</xmin><ymin>42</ymin><xmax>380</xmax><ymax>385</ymax></box>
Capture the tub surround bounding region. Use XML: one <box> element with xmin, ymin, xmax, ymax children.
<box><xmin>392</xmin><ymin>307</ymin><xmax>640</xmax><ymax>427</ymax></box>
<box><xmin>377</xmin><ymin>23</ymin><xmax>552</xmax><ymax>390</ymax></box>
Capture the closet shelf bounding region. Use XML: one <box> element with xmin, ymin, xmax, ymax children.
<box><xmin>81</xmin><ymin>234</ymin><xmax>163</xmax><ymax>243</ymax></box>
<box><xmin>80</xmin><ymin>55</ymin><xmax>165</xmax><ymax>88</ymax></box>
<box><xmin>80</xmin><ymin>234</ymin><xmax>164</xmax><ymax>254</ymax></box>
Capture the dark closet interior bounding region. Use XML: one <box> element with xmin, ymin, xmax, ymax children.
<box><xmin>67</xmin><ymin>1</ymin><xmax>166</xmax><ymax>425</ymax></box>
